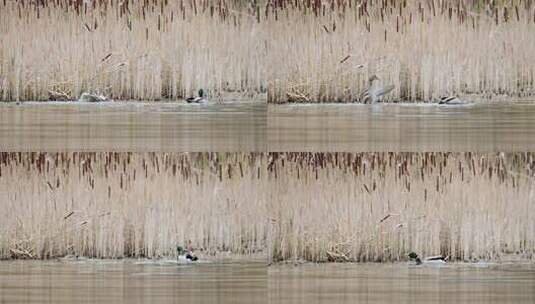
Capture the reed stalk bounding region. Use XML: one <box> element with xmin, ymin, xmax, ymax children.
<box><xmin>2</xmin><ymin>1</ymin><xmax>534</xmax><ymax>102</ymax></box>
<box><xmin>1</xmin><ymin>152</ymin><xmax>534</xmax><ymax>262</ymax></box>
<box><xmin>266</xmin><ymin>0</ymin><xmax>535</xmax><ymax>102</ymax></box>
<box><xmin>0</xmin><ymin>0</ymin><xmax>267</xmax><ymax>101</ymax></box>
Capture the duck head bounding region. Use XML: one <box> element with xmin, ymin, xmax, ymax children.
<box><xmin>408</xmin><ymin>252</ymin><xmax>422</xmax><ymax>265</ymax></box>
<box><xmin>198</xmin><ymin>88</ymin><xmax>204</xmax><ymax>98</ymax></box>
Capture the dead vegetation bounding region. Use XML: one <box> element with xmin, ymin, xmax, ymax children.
<box><xmin>1</xmin><ymin>152</ymin><xmax>534</xmax><ymax>263</ymax></box>
<box><xmin>2</xmin><ymin>1</ymin><xmax>534</xmax><ymax>102</ymax></box>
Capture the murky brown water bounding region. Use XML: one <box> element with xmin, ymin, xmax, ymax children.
<box><xmin>0</xmin><ymin>260</ymin><xmax>266</xmax><ymax>304</ymax></box>
<box><xmin>4</xmin><ymin>102</ymin><xmax>535</xmax><ymax>151</ymax></box>
<box><xmin>269</xmin><ymin>263</ymin><xmax>535</xmax><ymax>304</ymax></box>
<box><xmin>2</xmin><ymin>101</ymin><xmax>535</xmax><ymax>302</ymax></box>
<box><xmin>268</xmin><ymin>103</ymin><xmax>535</xmax><ymax>151</ymax></box>
<box><xmin>0</xmin><ymin>102</ymin><xmax>266</xmax><ymax>152</ymax></box>
<box><xmin>2</xmin><ymin>261</ymin><xmax>534</xmax><ymax>303</ymax></box>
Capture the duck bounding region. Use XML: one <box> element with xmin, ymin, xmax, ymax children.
<box><xmin>438</xmin><ymin>95</ymin><xmax>466</xmax><ymax>105</ymax></box>
<box><xmin>79</xmin><ymin>92</ymin><xmax>108</xmax><ymax>102</ymax></box>
<box><xmin>177</xmin><ymin>245</ymin><xmax>198</xmax><ymax>262</ymax></box>
<box><xmin>408</xmin><ymin>252</ymin><xmax>446</xmax><ymax>266</ymax></box>
<box><xmin>186</xmin><ymin>89</ymin><xmax>207</xmax><ymax>104</ymax></box>
<box><xmin>359</xmin><ymin>75</ymin><xmax>395</xmax><ymax>104</ymax></box>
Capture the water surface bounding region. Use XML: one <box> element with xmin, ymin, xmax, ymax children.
<box><xmin>269</xmin><ymin>263</ymin><xmax>535</xmax><ymax>304</ymax></box>
<box><xmin>0</xmin><ymin>101</ymin><xmax>266</xmax><ymax>151</ymax></box>
<box><xmin>2</xmin><ymin>261</ymin><xmax>534</xmax><ymax>303</ymax></box>
<box><xmin>3</xmin><ymin>101</ymin><xmax>535</xmax><ymax>151</ymax></box>
<box><xmin>268</xmin><ymin>102</ymin><xmax>535</xmax><ymax>151</ymax></box>
<box><xmin>0</xmin><ymin>260</ymin><xmax>266</xmax><ymax>304</ymax></box>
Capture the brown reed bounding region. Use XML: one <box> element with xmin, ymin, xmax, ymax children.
<box><xmin>266</xmin><ymin>0</ymin><xmax>535</xmax><ymax>103</ymax></box>
<box><xmin>1</xmin><ymin>152</ymin><xmax>534</xmax><ymax>262</ymax></box>
<box><xmin>0</xmin><ymin>152</ymin><xmax>268</xmax><ymax>259</ymax></box>
<box><xmin>2</xmin><ymin>1</ymin><xmax>534</xmax><ymax>102</ymax></box>
<box><xmin>0</xmin><ymin>0</ymin><xmax>267</xmax><ymax>101</ymax></box>
<box><xmin>267</xmin><ymin>152</ymin><xmax>535</xmax><ymax>262</ymax></box>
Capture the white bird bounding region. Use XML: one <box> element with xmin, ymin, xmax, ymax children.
<box><xmin>359</xmin><ymin>75</ymin><xmax>395</xmax><ymax>104</ymax></box>
<box><xmin>438</xmin><ymin>96</ymin><xmax>466</xmax><ymax>105</ymax></box>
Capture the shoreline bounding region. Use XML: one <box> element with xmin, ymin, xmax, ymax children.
<box><xmin>0</xmin><ymin>94</ymin><xmax>533</xmax><ymax>105</ymax></box>
<box><xmin>2</xmin><ymin>254</ymin><xmax>534</xmax><ymax>267</ymax></box>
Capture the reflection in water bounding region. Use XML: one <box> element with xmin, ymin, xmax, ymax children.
<box><xmin>269</xmin><ymin>263</ymin><xmax>535</xmax><ymax>304</ymax></box>
<box><xmin>268</xmin><ymin>103</ymin><xmax>535</xmax><ymax>151</ymax></box>
<box><xmin>0</xmin><ymin>260</ymin><xmax>266</xmax><ymax>304</ymax></box>
<box><xmin>0</xmin><ymin>102</ymin><xmax>266</xmax><ymax>152</ymax></box>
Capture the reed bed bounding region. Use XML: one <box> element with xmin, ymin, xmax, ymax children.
<box><xmin>267</xmin><ymin>0</ymin><xmax>535</xmax><ymax>103</ymax></box>
<box><xmin>3</xmin><ymin>1</ymin><xmax>535</xmax><ymax>103</ymax></box>
<box><xmin>267</xmin><ymin>152</ymin><xmax>535</xmax><ymax>262</ymax></box>
<box><xmin>0</xmin><ymin>152</ymin><xmax>269</xmax><ymax>259</ymax></box>
<box><xmin>0</xmin><ymin>0</ymin><xmax>267</xmax><ymax>101</ymax></box>
<box><xmin>1</xmin><ymin>152</ymin><xmax>534</xmax><ymax>262</ymax></box>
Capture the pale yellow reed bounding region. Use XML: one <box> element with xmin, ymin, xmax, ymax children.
<box><xmin>1</xmin><ymin>152</ymin><xmax>533</xmax><ymax>262</ymax></box>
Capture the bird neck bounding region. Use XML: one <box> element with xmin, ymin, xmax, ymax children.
<box><xmin>369</xmin><ymin>79</ymin><xmax>379</xmax><ymax>88</ymax></box>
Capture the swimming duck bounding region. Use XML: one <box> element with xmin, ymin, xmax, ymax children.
<box><xmin>408</xmin><ymin>252</ymin><xmax>446</xmax><ymax>265</ymax></box>
<box><xmin>438</xmin><ymin>96</ymin><xmax>466</xmax><ymax>105</ymax></box>
<box><xmin>177</xmin><ymin>246</ymin><xmax>198</xmax><ymax>262</ymax></box>
<box><xmin>359</xmin><ymin>75</ymin><xmax>395</xmax><ymax>104</ymax></box>
<box><xmin>186</xmin><ymin>89</ymin><xmax>207</xmax><ymax>104</ymax></box>
<box><xmin>79</xmin><ymin>92</ymin><xmax>108</xmax><ymax>102</ymax></box>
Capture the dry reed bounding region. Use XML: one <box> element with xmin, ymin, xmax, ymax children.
<box><xmin>267</xmin><ymin>0</ymin><xmax>535</xmax><ymax>103</ymax></box>
<box><xmin>2</xmin><ymin>1</ymin><xmax>535</xmax><ymax>103</ymax></box>
<box><xmin>0</xmin><ymin>0</ymin><xmax>267</xmax><ymax>101</ymax></box>
<box><xmin>266</xmin><ymin>152</ymin><xmax>535</xmax><ymax>262</ymax></box>
<box><xmin>1</xmin><ymin>152</ymin><xmax>534</xmax><ymax>263</ymax></box>
<box><xmin>0</xmin><ymin>152</ymin><xmax>268</xmax><ymax>259</ymax></box>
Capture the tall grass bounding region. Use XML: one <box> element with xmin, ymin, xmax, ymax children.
<box><xmin>0</xmin><ymin>152</ymin><xmax>268</xmax><ymax>259</ymax></box>
<box><xmin>1</xmin><ymin>152</ymin><xmax>534</xmax><ymax>262</ymax></box>
<box><xmin>2</xmin><ymin>1</ymin><xmax>535</xmax><ymax>102</ymax></box>
<box><xmin>267</xmin><ymin>0</ymin><xmax>535</xmax><ymax>103</ymax></box>
<box><xmin>0</xmin><ymin>0</ymin><xmax>267</xmax><ymax>101</ymax></box>
<box><xmin>266</xmin><ymin>152</ymin><xmax>535</xmax><ymax>262</ymax></box>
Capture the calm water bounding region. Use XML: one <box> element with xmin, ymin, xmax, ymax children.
<box><xmin>269</xmin><ymin>263</ymin><xmax>535</xmax><ymax>304</ymax></box>
<box><xmin>0</xmin><ymin>102</ymin><xmax>266</xmax><ymax>152</ymax></box>
<box><xmin>268</xmin><ymin>102</ymin><xmax>535</xmax><ymax>151</ymax></box>
<box><xmin>3</xmin><ymin>101</ymin><xmax>535</xmax><ymax>151</ymax></box>
<box><xmin>2</xmin><ymin>261</ymin><xmax>534</xmax><ymax>303</ymax></box>
<box><xmin>0</xmin><ymin>260</ymin><xmax>266</xmax><ymax>304</ymax></box>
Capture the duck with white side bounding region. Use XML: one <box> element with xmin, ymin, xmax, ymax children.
<box><xmin>177</xmin><ymin>246</ymin><xmax>198</xmax><ymax>262</ymax></box>
<box><xmin>186</xmin><ymin>89</ymin><xmax>208</xmax><ymax>104</ymax></box>
<box><xmin>408</xmin><ymin>252</ymin><xmax>446</xmax><ymax>266</ymax></box>
<box><xmin>438</xmin><ymin>96</ymin><xmax>466</xmax><ymax>105</ymax></box>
